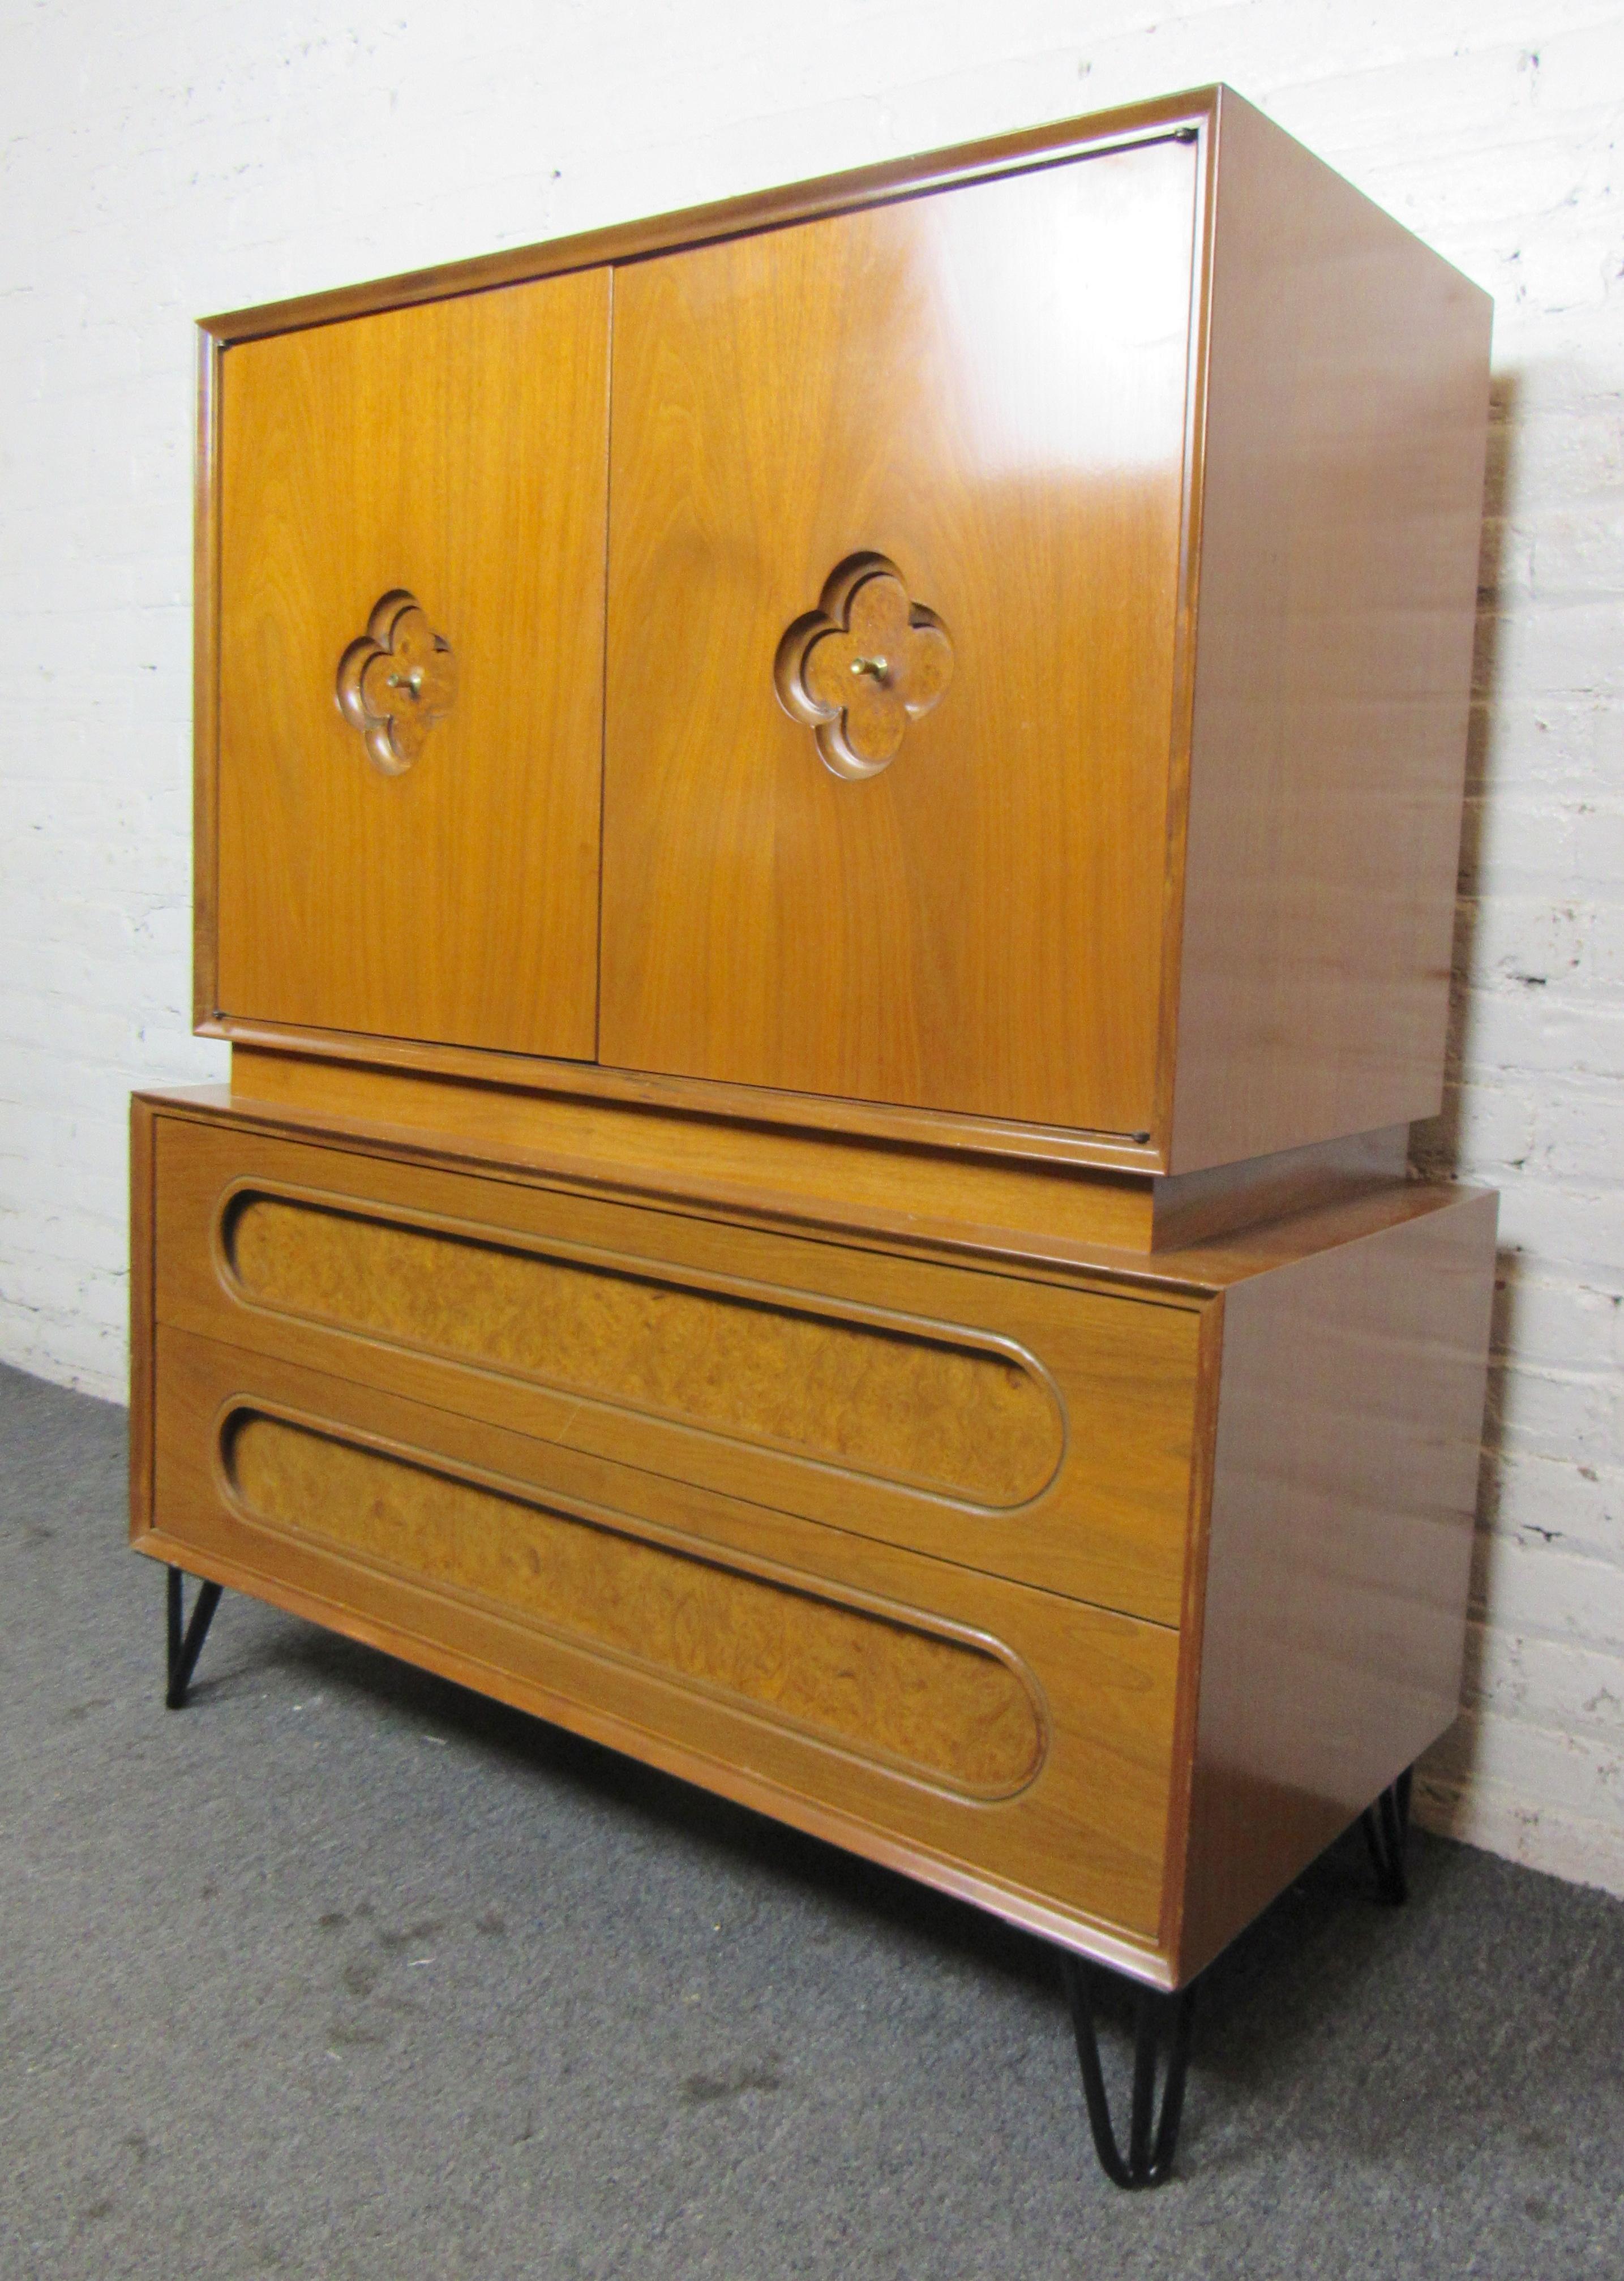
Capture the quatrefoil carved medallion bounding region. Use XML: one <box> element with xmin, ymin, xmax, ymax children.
<box><xmin>336</xmin><ymin>590</ymin><xmax>458</xmax><ymax>776</ymax></box>
<box><xmin>774</xmin><ymin>554</ymin><xmax>954</xmax><ymax>780</ymax></box>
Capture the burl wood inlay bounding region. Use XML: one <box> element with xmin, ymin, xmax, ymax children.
<box><xmin>225</xmin><ymin>1192</ymin><xmax>1062</xmax><ymax>1506</ymax></box>
<box><xmin>224</xmin><ymin>1409</ymin><xmax>1045</xmax><ymax>1794</ymax></box>
<box><xmin>335</xmin><ymin>590</ymin><xmax>457</xmax><ymax>774</ymax></box>
<box><xmin>775</xmin><ymin>555</ymin><xmax>953</xmax><ymax>779</ymax></box>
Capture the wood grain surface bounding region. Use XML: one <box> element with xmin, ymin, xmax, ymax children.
<box><xmin>140</xmin><ymin>1080</ymin><xmax>1483</xmax><ymax>1298</ymax></box>
<box><xmin>130</xmin><ymin>1094</ymin><xmax>1498</xmax><ymax>1982</ymax></box>
<box><xmin>226</xmin><ymin>1405</ymin><xmax>1045</xmax><ymax>1796</ymax></box>
<box><xmin>215</xmin><ymin>1024</ymin><xmax>1170</xmax><ymax>1174</ymax></box>
<box><xmin>153</xmin><ymin>1324</ymin><xmax>1181</xmax><ymax>1944</ymax></box>
<box><xmin>228</xmin><ymin>1044</ymin><xmax>1164</xmax><ymax>1247</ymax></box>
<box><xmin>1168</xmin><ymin>88</ymin><xmax>1493</xmax><ymax>1170</ymax></box>
<box><xmin>1149</xmin><ymin>1124</ymin><xmax>1409</xmax><ymax>1250</ymax></box>
<box><xmin>227</xmin><ymin>1191</ymin><xmax>1065</xmax><ymax>1509</ymax></box>
<box><xmin>1173</xmin><ymin>1185</ymin><xmax>1498</xmax><ymax>1978</ymax></box>
<box><xmin>157</xmin><ymin>84</ymin><xmax>1505</xmax><ymax>1999</ymax></box>
<box><xmin>152</xmin><ymin>1110</ymin><xmax>1206</xmax><ymax>1622</ymax></box>
<box><xmin>195</xmin><ymin>90</ymin><xmax>1487</xmax><ymax>1179</ymax></box>
<box><xmin>601</xmin><ymin>137</ymin><xmax>1198</xmax><ymax>1133</ymax></box>
<box><xmin>213</xmin><ymin>270</ymin><xmax>610</xmax><ymax>1057</ymax></box>
<box><xmin>128</xmin><ymin>1096</ymin><xmax>158</xmax><ymax>1539</ymax></box>
<box><xmin>224</xmin><ymin>1049</ymin><xmax>1408</xmax><ymax>1255</ymax></box>
<box><xmin>192</xmin><ymin>332</ymin><xmax>222</xmax><ymax>1027</ymax></box>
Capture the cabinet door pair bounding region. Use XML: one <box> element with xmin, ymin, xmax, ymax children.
<box><xmin>216</xmin><ymin>136</ymin><xmax>1198</xmax><ymax>1135</ymax></box>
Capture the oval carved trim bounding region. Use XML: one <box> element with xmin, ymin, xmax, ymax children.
<box><xmin>213</xmin><ymin>1176</ymin><xmax>1068</xmax><ymax>1512</ymax></box>
<box><xmin>774</xmin><ymin>553</ymin><xmax>954</xmax><ymax>779</ymax></box>
<box><xmin>215</xmin><ymin>1398</ymin><xmax>1051</xmax><ymax>1800</ymax></box>
<box><xmin>335</xmin><ymin>589</ymin><xmax>457</xmax><ymax>775</ymax></box>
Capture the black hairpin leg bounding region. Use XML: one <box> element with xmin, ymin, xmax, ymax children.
<box><xmin>1360</xmin><ymin>1766</ymin><xmax>1414</xmax><ymax>1905</ymax></box>
<box><xmin>1061</xmin><ymin>1956</ymin><xmax>1198</xmax><ymax>2189</ymax></box>
<box><xmin>166</xmin><ymin>1566</ymin><xmax>223</xmax><ymax>1709</ymax></box>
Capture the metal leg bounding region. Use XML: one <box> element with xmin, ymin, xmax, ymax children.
<box><xmin>1360</xmin><ymin>1766</ymin><xmax>1414</xmax><ymax>1905</ymax></box>
<box><xmin>166</xmin><ymin>1566</ymin><xmax>223</xmax><ymax>1710</ymax></box>
<box><xmin>1061</xmin><ymin>1955</ymin><xmax>1197</xmax><ymax>2189</ymax></box>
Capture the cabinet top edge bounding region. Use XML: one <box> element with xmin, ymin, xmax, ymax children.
<box><xmin>198</xmin><ymin>85</ymin><xmax>1222</xmax><ymax>345</ymax></box>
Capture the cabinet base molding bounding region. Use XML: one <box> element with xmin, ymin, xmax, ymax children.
<box><xmin>225</xmin><ymin>1044</ymin><xmax>1409</xmax><ymax>1258</ymax></box>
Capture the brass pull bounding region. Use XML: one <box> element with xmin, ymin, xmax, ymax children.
<box><xmin>775</xmin><ymin>554</ymin><xmax>953</xmax><ymax>780</ymax></box>
<box><xmin>336</xmin><ymin>591</ymin><xmax>457</xmax><ymax>775</ymax></box>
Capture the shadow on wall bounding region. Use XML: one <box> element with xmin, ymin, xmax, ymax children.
<box><xmin>1408</xmin><ymin>365</ymin><xmax>1518</xmax><ymax>1807</ymax></box>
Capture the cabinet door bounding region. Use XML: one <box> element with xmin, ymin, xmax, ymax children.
<box><xmin>215</xmin><ymin>273</ymin><xmax>610</xmax><ymax>1058</ymax></box>
<box><xmin>601</xmin><ymin>139</ymin><xmax>1195</xmax><ymax>1134</ymax></box>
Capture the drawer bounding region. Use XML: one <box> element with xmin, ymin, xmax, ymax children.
<box><xmin>152</xmin><ymin>1113</ymin><xmax>1208</xmax><ymax>1624</ymax></box>
<box><xmin>151</xmin><ymin>1324</ymin><xmax>1180</xmax><ymax>1941</ymax></box>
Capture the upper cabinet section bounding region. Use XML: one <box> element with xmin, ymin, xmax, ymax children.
<box><xmin>211</xmin><ymin>272</ymin><xmax>610</xmax><ymax>1060</ymax></box>
<box><xmin>196</xmin><ymin>89</ymin><xmax>1492</xmax><ymax>1174</ymax></box>
<box><xmin>599</xmin><ymin>139</ymin><xmax>1198</xmax><ymax>1136</ymax></box>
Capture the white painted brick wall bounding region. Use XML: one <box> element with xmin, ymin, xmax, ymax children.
<box><xmin>2</xmin><ymin>0</ymin><xmax>1621</xmax><ymax>1893</ymax></box>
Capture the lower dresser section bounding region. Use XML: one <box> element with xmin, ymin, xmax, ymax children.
<box><xmin>132</xmin><ymin>1091</ymin><xmax>1502</xmax><ymax>1993</ymax></box>
<box><xmin>149</xmin><ymin>1323</ymin><xmax>1183</xmax><ymax>1957</ymax></box>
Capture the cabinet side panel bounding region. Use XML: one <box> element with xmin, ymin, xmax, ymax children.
<box><xmin>1171</xmin><ymin>92</ymin><xmax>1492</xmax><ymax>1171</ymax></box>
<box><xmin>129</xmin><ymin>1096</ymin><xmax>159</xmax><ymax>1542</ymax></box>
<box><xmin>1176</xmin><ymin>1187</ymin><xmax>1497</xmax><ymax>1979</ymax></box>
<box><xmin>193</xmin><ymin>331</ymin><xmax>222</xmax><ymax>1028</ymax></box>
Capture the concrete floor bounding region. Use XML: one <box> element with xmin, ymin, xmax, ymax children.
<box><xmin>3</xmin><ymin>1359</ymin><xmax>1622</xmax><ymax>2280</ymax></box>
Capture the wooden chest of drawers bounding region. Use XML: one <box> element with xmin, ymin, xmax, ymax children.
<box><xmin>132</xmin><ymin>1088</ymin><xmax>1496</xmax><ymax>1991</ymax></box>
<box><xmin>136</xmin><ymin>83</ymin><xmax>1497</xmax><ymax>2180</ymax></box>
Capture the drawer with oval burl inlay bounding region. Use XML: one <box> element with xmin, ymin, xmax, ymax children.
<box><xmin>151</xmin><ymin>1113</ymin><xmax>1208</xmax><ymax>1624</ymax></box>
<box><xmin>151</xmin><ymin>1320</ymin><xmax>1181</xmax><ymax>1943</ymax></box>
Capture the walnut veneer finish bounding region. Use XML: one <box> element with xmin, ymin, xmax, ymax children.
<box><xmin>1178</xmin><ymin>1191</ymin><xmax>1499</xmax><ymax>1972</ymax></box>
<box><xmin>226</xmin><ymin>1195</ymin><xmax>1065</xmax><ymax>1511</ymax></box>
<box><xmin>601</xmin><ymin>138</ymin><xmax>1192</xmax><ymax>1131</ymax></box>
<box><xmin>774</xmin><ymin>554</ymin><xmax>955</xmax><ymax>782</ymax></box>
<box><xmin>225</xmin><ymin>1404</ymin><xmax>1047</xmax><ymax>1800</ymax></box>
<box><xmin>334</xmin><ymin>590</ymin><xmax>459</xmax><ymax>776</ymax></box>
<box><xmin>1171</xmin><ymin>97</ymin><xmax>1492</xmax><ymax>1168</ymax></box>
<box><xmin>152</xmin><ymin>1310</ymin><xmax>1182</xmax><ymax>1945</ymax></box>
<box><xmin>213</xmin><ymin>271</ymin><xmax>609</xmax><ymax>1059</ymax></box>
<box><xmin>154</xmin><ymin>1114</ymin><xmax>1201</xmax><ymax>1622</ymax></box>
<box><xmin>144</xmin><ymin>86</ymin><xmax>1499</xmax><ymax>2010</ymax></box>
<box><xmin>224</xmin><ymin>1046</ymin><xmax>1413</xmax><ymax>1256</ymax></box>
<box><xmin>193</xmin><ymin>84</ymin><xmax>1490</xmax><ymax>1176</ymax></box>
<box><xmin>133</xmin><ymin>1094</ymin><xmax>1496</xmax><ymax>1985</ymax></box>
